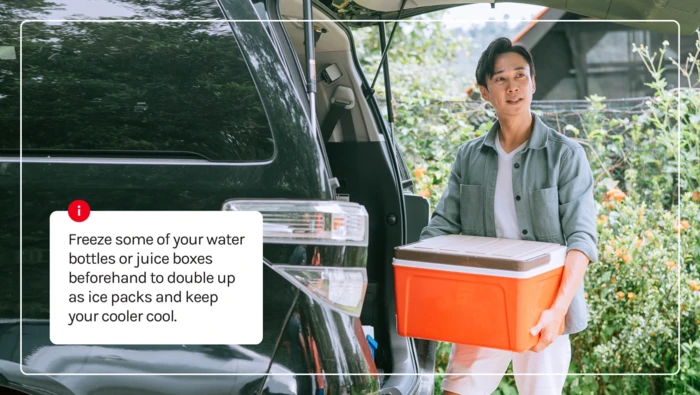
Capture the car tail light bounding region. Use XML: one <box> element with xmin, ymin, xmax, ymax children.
<box><xmin>223</xmin><ymin>200</ymin><xmax>368</xmax><ymax>246</ymax></box>
<box><xmin>223</xmin><ymin>199</ymin><xmax>369</xmax><ymax>316</ymax></box>
<box><xmin>270</xmin><ymin>264</ymin><xmax>367</xmax><ymax>316</ymax></box>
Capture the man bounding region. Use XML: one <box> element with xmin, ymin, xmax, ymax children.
<box><xmin>420</xmin><ymin>37</ymin><xmax>597</xmax><ymax>395</ymax></box>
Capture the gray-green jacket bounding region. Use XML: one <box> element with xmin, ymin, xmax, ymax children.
<box><xmin>420</xmin><ymin>113</ymin><xmax>598</xmax><ymax>335</ymax></box>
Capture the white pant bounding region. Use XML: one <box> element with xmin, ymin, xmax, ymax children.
<box><xmin>441</xmin><ymin>335</ymin><xmax>571</xmax><ymax>395</ymax></box>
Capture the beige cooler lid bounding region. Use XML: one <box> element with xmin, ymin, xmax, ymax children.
<box><xmin>394</xmin><ymin>235</ymin><xmax>563</xmax><ymax>272</ymax></box>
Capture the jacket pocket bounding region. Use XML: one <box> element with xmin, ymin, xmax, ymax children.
<box><xmin>460</xmin><ymin>184</ymin><xmax>484</xmax><ymax>235</ymax></box>
<box><xmin>530</xmin><ymin>186</ymin><xmax>563</xmax><ymax>240</ymax></box>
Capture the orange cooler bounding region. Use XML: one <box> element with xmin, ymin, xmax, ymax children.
<box><xmin>393</xmin><ymin>235</ymin><xmax>566</xmax><ymax>352</ymax></box>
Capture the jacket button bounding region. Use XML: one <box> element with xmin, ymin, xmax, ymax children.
<box><xmin>522</xmin><ymin>229</ymin><xmax>528</xmax><ymax>235</ymax></box>
<box><xmin>514</xmin><ymin>163</ymin><xmax>520</xmax><ymax>169</ymax></box>
<box><xmin>515</xmin><ymin>195</ymin><xmax>521</xmax><ymax>201</ymax></box>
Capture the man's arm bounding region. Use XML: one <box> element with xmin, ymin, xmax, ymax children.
<box><xmin>419</xmin><ymin>148</ymin><xmax>464</xmax><ymax>240</ymax></box>
<box><xmin>531</xmin><ymin>145</ymin><xmax>597</xmax><ymax>352</ymax></box>
<box><xmin>558</xmin><ymin>145</ymin><xmax>598</xmax><ymax>264</ymax></box>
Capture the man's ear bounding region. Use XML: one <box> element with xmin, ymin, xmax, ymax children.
<box><xmin>478</xmin><ymin>84</ymin><xmax>490</xmax><ymax>103</ymax></box>
<box><xmin>531</xmin><ymin>75</ymin><xmax>537</xmax><ymax>93</ymax></box>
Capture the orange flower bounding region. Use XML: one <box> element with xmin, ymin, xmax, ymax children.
<box><xmin>413</xmin><ymin>167</ymin><xmax>427</xmax><ymax>178</ymax></box>
<box><xmin>635</xmin><ymin>238</ymin><xmax>643</xmax><ymax>248</ymax></box>
<box><xmin>673</xmin><ymin>220</ymin><xmax>686</xmax><ymax>233</ymax></box>
<box><xmin>598</xmin><ymin>215</ymin><xmax>608</xmax><ymax>225</ymax></box>
<box><xmin>693</xmin><ymin>191</ymin><xmax>700</xmax><ymax>202</ymax></box>
<box><xmin>418</xmin><ymin>189</ymin><xmax>430</xmax><ymax>198</ymax></box>
<box><xmin>627</xmin><ymin>292</ymin><xmax>635</xmax><ymax>300</ymax></box>
<box><xmin>673</xmin><ymin>221</ymin><xmax>681</xmax><ymax>233</ymax></box>
<box><xmin>664</xmin><ymin>261</ymin><xmax>678</xmax><ymax>270</ymax></box>
<box><xmin>690</xmin><ymin>280</ymin><xmax>700</xmax><ymax>292</ymax></box>
<box><xmin>605</xmin><ymin>188</ymin><xmax>627</xmax><ymax>202</ymax></box>
<box><xmin>645</xmin><ymin>230</ymin><xmax>653</xmax><ymax>239</ymax></box>
<box><xmin>611</xmin><ymin>277</ymin><xmax>617</xmax><ymax>283</ymax></box>
<box><xmin>605</xmin><ymin>245</ymin><xmax>614</xmax><ymax>254</ymax></box>
<box><xmin>622</xmin><ymin>254</ymin><xmax>632</xmax><ymax>263</ymax></box>
<box><xmin>616</xmin><ymin>291</ymin><xmax>625</xmax><ymax>300</ymax></box>
<box><xmin>584</xmin><ymin>292</ymin><xmax>589</xmax><ymax>299</ymax></box>
<box><xmin>642</xmin><ymin>266</ymin><xmax>647</xmax><ymax>271</ymax></box>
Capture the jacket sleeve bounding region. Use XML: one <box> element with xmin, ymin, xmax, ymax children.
<box><xmin>419</xmin><ymin>147</ymin><xmax>464</xmax><ymax>240</ymax></box>
<box><xmin>558</xmin><ymin>145</ymin><xmax>599</xmax><ymax>263</ymax></box>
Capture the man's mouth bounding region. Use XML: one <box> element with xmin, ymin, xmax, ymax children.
<box><xmin>506</xmin><ymin>98</ymin><xmax>523</xmax><ymax>104</ymax></box>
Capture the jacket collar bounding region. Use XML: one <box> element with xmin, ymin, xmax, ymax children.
<box><xmin>480</xmin><ymin>112</ymin><xmax>548</xmax><ymax>151</ymax></box>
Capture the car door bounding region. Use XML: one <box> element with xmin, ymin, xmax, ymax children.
<box><xmin>0</xmin><ymin>0</ymin><xmax>326</xmax><ymax>393</ymax></box>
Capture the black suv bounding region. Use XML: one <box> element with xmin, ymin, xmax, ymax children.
<box><xmin>0</xmin><ymin>0</ymin><xmax>433</xmax><ymax>394</ymax></box>
<box><xmin>1</xmin><ymin>0</ymin><xmax>697</xmax><ymax>394</ymax></box>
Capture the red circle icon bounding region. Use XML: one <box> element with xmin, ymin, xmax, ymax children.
<box><xmin>68</xmin><ymin>200</ymin><xmax>91</xmax><ymax>222</ymax></box>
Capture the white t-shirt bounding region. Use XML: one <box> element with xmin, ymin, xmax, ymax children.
<box><xmin>494</xmin><ymin>133</ymin><xmax>528</xmax><ymax>240</ymax></box>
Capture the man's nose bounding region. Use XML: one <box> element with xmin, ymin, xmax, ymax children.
<box><xmin>507</xmin><ymin>83</ymin><xmax>519</xmax><ymax>93</ymax></box>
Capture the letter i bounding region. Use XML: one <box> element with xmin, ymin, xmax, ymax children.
<box><xmin>78</xmin><ymin>205</ymin><xmax>81</xmax><ymax>217</ymax></box>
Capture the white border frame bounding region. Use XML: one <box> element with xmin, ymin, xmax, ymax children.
<box><xmin>18</xmin><ymin>18</ymin><xmax>682</xmax><ymax>377</ymax></box>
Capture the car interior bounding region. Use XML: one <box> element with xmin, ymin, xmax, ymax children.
<box><xmin>274</xmin><ymin>0</ymin><xmax>430</xmax><ymax>392</ymax></box>
<box><xmin>279</xmin><ymin>2</ymin><xmax>384</xmax><ymax>143</ymax></box>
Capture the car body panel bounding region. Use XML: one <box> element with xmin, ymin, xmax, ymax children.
<box><xmin>0</xmin><ymin>0</ymin><xmax>376</xmax><ymax>393</ymax></box>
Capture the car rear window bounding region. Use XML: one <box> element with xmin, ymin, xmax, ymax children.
<box><xmin>0</xmin><ymin>3</ymin><xmax>274</xmax><ymax>162</ymax></box>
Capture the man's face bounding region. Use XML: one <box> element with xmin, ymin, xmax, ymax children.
<box><xmin>478</xmin><ymin>52</ymin><xmax>536</xmax><ymax>118</ymax></box>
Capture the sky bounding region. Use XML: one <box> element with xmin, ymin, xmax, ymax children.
<box><xmin>443</xmin><ymin>2</ymin><xmax>545</xmax><ymax>27</ymax></box>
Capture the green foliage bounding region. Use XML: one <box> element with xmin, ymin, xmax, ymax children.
<box><xmin>581</xmin><ymin>39</ymin><xmax>700</xmax><ymax>208</ymax></box>
<box><xmin>354</xmin><ymin>18</ymin><xmax>479</xmax><ymax>206</ymax></box>
<box><xmin>433</xmin><ymin>340</ymin><xmax>451</xmax><ymax>392</ymax></box>
<box><xmin>566</xmin><ymin>191</ymin><xmax>699</xmax><ymax>393</ymax></box>
<box><xmin>355</xmin><ymin>24</ymin><xmax>700</xmax><ymax>394</ymax></box>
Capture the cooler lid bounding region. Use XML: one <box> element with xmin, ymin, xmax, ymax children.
<box><xmin>394</xmin><ymin>235</ymin><xmax>563</xmax><ymax>271</ymax></box>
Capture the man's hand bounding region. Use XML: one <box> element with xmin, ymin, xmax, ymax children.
<box><xmin>528</xmin><ymin>249</ymin><xmax>591</xmax><ymax>353</ymax></box>
<box><xmin>529</xmin><ymin>307</ymin><xmax>566</xmax><ymax>352</ymax></box>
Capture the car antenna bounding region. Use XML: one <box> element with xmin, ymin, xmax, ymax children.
<box><xmin>367</xmin><ymin>0</ymin><xmax>408</xmax><ymax>99</ymax></box>
<box><xmin>303</xmin><ymin>0</ymin><xmax>317</xmax><ymax>130</ymax></box>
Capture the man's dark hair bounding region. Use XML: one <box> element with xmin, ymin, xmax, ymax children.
<box><xmin>475</xmin><ymin>37</ymin><xmax>535</xmax><ymax>88</ymax></box>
